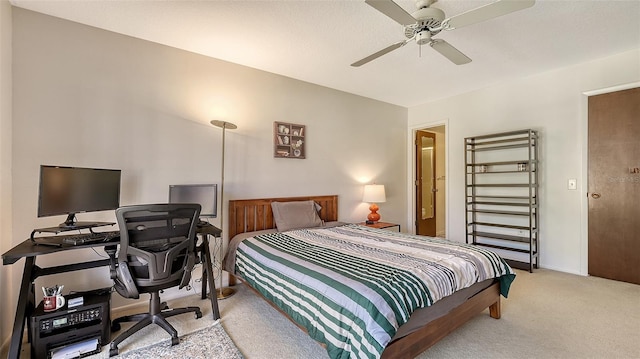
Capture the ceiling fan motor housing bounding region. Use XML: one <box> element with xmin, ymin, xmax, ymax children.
<box><xmin>406</xmin><ymin>6</ymin><xmax>445</xmax><ymax>40</ymax></box>
<box><xmin>415</xmin><ymin>0</ymin><xmax>437</xmax><ymax>9</ymax></box>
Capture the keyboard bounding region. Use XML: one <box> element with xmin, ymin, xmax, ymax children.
<box><xmin>60</xmin><ymin>231</ymin><xmax>120</xmax><ymax>245</ymax></box>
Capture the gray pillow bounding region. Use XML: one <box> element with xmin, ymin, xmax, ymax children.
<box><xmin>271</xmin><ymin>200</ymin><xmax>323</xmax><ymax>232</ymax></box>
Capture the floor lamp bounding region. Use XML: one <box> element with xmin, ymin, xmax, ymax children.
<box><xmin>210</xmin><ymin>119</ymin><xmax>237</xmax><ymax>299</ymax></box>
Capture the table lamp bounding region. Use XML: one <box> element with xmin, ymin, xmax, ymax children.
<box><xmin>363</xmin><ymin>184</ymin><xmax>386</xmax><ymax>224</ymax></box>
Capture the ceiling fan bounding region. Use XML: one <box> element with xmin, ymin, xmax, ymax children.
<box><xmin>351</xmin><ymin>0</ymin><xmax>535</xmax><ymax>67</ymax></box>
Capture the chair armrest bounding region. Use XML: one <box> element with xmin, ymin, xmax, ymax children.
<box><xmin>115</xmin><ymin>262</ymin><xmax>140</xmax><ymax>299</ymax></box>
<box><xmin>104</xmin><ymin>245</ymin><xmax>118</xmax><ymax>280</ymax></box>
<box><xmin>179</xmin><ymin>252</ymin><xmax>197</xmax><ymax>289</ymax></box>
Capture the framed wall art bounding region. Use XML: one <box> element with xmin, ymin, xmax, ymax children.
<box><xmin>274</xmin><ymin>121</ymin><xmax>305</xmax><ymax>159</ymax></box>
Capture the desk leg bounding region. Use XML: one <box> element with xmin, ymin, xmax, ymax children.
<box><xmin>201</xmin><ymin>236</ymin><xmax>220</xmax><ymax>320</ymax></box>
<box><xmin>200</xmin><ymin>250</ymin><xmax>208</xmax><ymax>300</ymax></box>
<box><xmin>8</xmin><ymin>257</ymin><xmax>35</xmax><ymax>359</ymax></box>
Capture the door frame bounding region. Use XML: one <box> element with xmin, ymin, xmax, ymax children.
<box><xmin>580</xmin><ymin>81</ymin><xmax>640</xmax><ymax>276</ymax></box>
<box><xmin>407</xmin><ymin>119</ymin><xmax>449</xmax><ymax>236</ymax></box>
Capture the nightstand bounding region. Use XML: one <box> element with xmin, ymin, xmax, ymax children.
<box><xmin>358</xmin><ymin>221</ymin><xmax>401</xmax><ymax>232</ymax></box>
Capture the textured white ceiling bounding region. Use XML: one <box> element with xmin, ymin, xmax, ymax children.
<box><xmin>9</xmin><ymin>0</ymin><xmax>640</xmax><ymax>107</ymax></box>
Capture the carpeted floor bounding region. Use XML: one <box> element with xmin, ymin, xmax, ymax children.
<box><xmin>21</xmin><ymin>267</ymin><xmax>640</xmax><ymax>359</ymax></box>
<box><xmin>220</xmin><ymin>268</ymin><xmax>640</xmax><ymax>359</ymax></box>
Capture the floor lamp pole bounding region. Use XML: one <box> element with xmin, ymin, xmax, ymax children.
<box><xmin>210</xmin><ymin>120</ymin><xmax>237</xmax><ymax>299</ymax></box>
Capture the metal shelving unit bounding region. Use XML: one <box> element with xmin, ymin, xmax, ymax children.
<box><xmin>465</xmin><ymin>129</ymin><xmax>539</xmax><ymax>272</ymax></box>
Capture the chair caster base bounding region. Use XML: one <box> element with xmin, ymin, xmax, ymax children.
<box><xmin>171</xmin><ymin>337</ymin><xmax>180</xmax><ymax>346</ymax></box>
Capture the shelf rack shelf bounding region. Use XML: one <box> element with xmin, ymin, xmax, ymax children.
<box><xmin>465</xmin><ymin>129</ymin><xmax>539</xmax><ymax>272</ymax></box>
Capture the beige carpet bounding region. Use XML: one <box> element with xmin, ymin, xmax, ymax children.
<box><xmin>220</xmin><ymin>268</ymin><xmax>640</xmax><ymax>359</ymax></box>
<box><xmin>26</xmin><ymin>268</ymin><xmax>639</xmax><ymax>358</ymax></box>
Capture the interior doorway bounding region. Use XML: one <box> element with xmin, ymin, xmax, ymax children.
<box><xmin>415</xmin><ymin>125</ymin><xmax>446</xmax><ymax>237</ymax></box>
<box><xmin>587</xmin><ymin>87</ymin><xmax>640</xmax><ymax>285</ymax></box>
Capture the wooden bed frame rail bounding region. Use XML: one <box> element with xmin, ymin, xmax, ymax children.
<box><xmin>381</xmin><ymin>282</ymin><xmax>500</xmax><ymax>359</ymax></box>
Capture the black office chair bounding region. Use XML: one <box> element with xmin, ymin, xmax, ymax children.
<box><xmin>108</xmin><ymin>203</ymin><xmax>203</xmax><ymax>357</ymax></box>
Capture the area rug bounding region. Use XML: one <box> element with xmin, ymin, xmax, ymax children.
<box><xmin>87</xmin><ymin>321</ymin><xmax>243</xmax><ymax>358</ymax></box>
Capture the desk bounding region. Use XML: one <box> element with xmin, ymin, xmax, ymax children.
<box><xmin>2</xmin><ymin>226</ymin><xmax>221</xmax><ymax>359</ymax></box>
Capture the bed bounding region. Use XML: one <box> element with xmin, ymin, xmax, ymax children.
<box><xmin>224</xmin><ymin>195</ymin><xmax>515</xmax><ymax>359</ymax></box>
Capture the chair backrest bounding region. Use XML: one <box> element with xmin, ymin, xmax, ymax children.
<box><xmin>114</xmin><ymin>203</ymin><xmax>201</xmax><ymax>297</ymax></box>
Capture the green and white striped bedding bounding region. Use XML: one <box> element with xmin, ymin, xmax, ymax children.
<box><xmin>234</xmin><ymin>224</ymin><xmax>515</xmax><ymax>359</ymax></box>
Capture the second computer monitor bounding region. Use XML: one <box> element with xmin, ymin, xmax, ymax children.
<box><xmin>168</xmin><ymin>184</ymin><xmax>217</xmax><ymax>218</ymax></box>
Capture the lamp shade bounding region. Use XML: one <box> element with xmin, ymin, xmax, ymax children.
<box><xmin>362</xmin><ymin>184</ymin><xmax>386</xmax><ymax>203</ymax></box>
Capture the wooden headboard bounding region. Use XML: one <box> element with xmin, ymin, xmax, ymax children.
<box><xmin>228</xmin><ymin>195</ymin><xmax>338</xmax><ymax>239</ymax></box>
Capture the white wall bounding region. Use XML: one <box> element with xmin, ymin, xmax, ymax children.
<box><xmin>0</xmin><ymin>0</ymin><xmax>13</xmax><ymax>349</ymax></box>
<box><xmin>5</xmin><ymin>6</ymin><xmax>407</xmax><ymax>335</ymax></box>
<box><xmin>408</xmin><ymin>49</ymin><xmax>640</xmax><ymax>275</ymax></box>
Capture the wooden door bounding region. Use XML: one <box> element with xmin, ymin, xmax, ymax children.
<box><xmin>588</xmin><ymin>87</ymin><xmax>640</xmax><ymax>284</ymax></box>
<box><xmin>416</xmin><ymin>131</ymin><xmax>436</xmax><ymax>236</ymax></box>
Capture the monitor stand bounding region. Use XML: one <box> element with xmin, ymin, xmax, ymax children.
<box><xmin>30</xmin><ymin>221</ymin><xmax>116</xmax><ymax>244</ymax></box>
<box><xmin>53</xmin><ymin>213</ymin><xmax>115</xmax><ymax>231</ymax></box>
<box><xmin>57</xmin><ymin>222</ymin><xmax>115</xmax><ymax>231</ymax></box>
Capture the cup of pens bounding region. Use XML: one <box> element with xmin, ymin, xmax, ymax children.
<box><xmin>43</xmin><ymin>285</ymin><xmax>65</xmax><ymax>312</ymax></box>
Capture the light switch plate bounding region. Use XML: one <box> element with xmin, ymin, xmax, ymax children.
<box><xmin>568</xmin><ymin>179</ymin><xmax>577</xmax><ymax>190</ymax></box>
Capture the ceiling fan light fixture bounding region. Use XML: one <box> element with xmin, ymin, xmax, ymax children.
<box><xmin>416</xmin><ymin>30</ymin><xmax>432</xmax><ymax>45</ymax></box>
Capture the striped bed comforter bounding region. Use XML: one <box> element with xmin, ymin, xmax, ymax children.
<box><xmin>234</xmin><ymin>224</ymin><xmax>515</xmax><ymax>359</ymax></box>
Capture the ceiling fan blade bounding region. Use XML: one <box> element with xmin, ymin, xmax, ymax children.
<box><xmin>351</xmin><ymin>40</ymin><xmax>408</xmax><ymax>67</ymax></box>
<box><xmin>444</xmin><ymin>0</ymin><xmax>535</xmax><ymax>30</ymax></box>
<box><xmin>365</xmin><ymin>0</ymin><xmax>416</xmax><ymax>26</ymax></box>
<box><xmin>430</xmin><ymin>39</ymin><xmax>471</xmax><ymax>65</ymax></box>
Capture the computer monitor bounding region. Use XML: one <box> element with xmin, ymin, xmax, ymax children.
<box><xmin>168</xmin><ymin>184</ymin><xmax>217</xmax><ymax>218</ymax></box>
<box><xmin>38</xmin><ymin>165</ymin><xmax>122</xmax><ymax>228</ymax></box>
